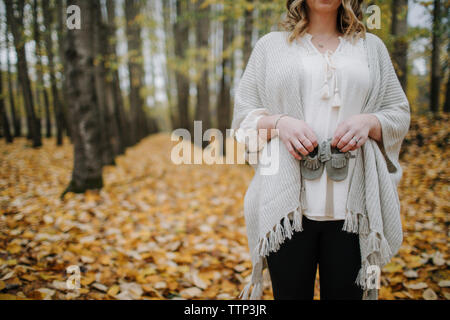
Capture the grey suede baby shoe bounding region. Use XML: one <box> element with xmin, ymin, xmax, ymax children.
<box><xmin>300</xmin><ymin>144</ymin><xmax>324</xmax><ymax>180</ymax></box>
<box><xmin>323</xmin><ymin>138</ymin><xmax>356</xmax><ymax>182</ymax></box>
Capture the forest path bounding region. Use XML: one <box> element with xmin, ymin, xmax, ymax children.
<box><xmin>0</xmin><ymin>134</ymin><xmax>260</xmax><ymax>299</ymax></box>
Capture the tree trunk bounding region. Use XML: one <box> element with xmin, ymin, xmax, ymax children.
<box><xmin>443</xmin><ymin>41</ymin><xmax>450</xmax><ymax>113</ymax></box>
<box><xmin>430</xmin><ymin>0</ymin><xmax>441</xmax><ymax>113</ymax></box>
<box><xmin>93</xmin><ymin>0</ymin><xmax>117</xmax><ymax>165</ymax></box>
<box><xmin>0</xmin><ymin>57</ymin><xmax>13</xmax><ymax>143</ymax></box>
<box><xmin>258</xmin><ymin>0</ymin><xmax>272</xmax><ymax>37</ymax></box>
<box><xmin>162</xmin><ymin>0</ymin><xmax>177</xmax><ymax>129</ymax></box>
<box><xmin>243</xmin><ymin>0</ymin><xmax>254</xmax><ymax>66</ymax></box>
<box><xmin>390</xmin><ymin>0</ymin><xmax>408</xmax><ymax>93</ymax></box>
<box><xmin>106</xmin><ymin>0</ymin><xmax>129</xmax><ymax>152</ymax></box>
<box><xmin>125</xmin><ymin>0</ymin><xmax>147</xmax><ymax>145</ymax></box>
<box><xmin>195</xmin><ymin>0</ymin><xmax>211</xmax><ymax>148</ymax></box>
<box><xmin>15</xmin><ymin>77</ymin><xmax>24</xmax><ymax>137</ymax></box>
<box><xmin>5</xmin><ymin>23</ymin><xmax>21</xmax><ymax>137</ymax></box>
<box><xmin>5</xmin><ymin>0</ymin><xmax>42</xmax><ymax>147</ymax></box>
<box><xmin>444</xmin><ymin>63</ymin><xmax>450</xmax><ymax>113</ymax></box>
<box><xmin>31</xmin><ymin>0</ymin><xmax>42</xmax><ymax>139</ymax></box>
<box><xmin>146</xmin><ymin>1</ymin><xmax>159</xmax><ymax>134</ymax></box>
<box><xmin>42</xmin><ymin>0</ymin><xmax>64</xmax><ymax>145</ymax></box>
<box><xmin>56</xmin><ymin>0</ymin><xmax>72</xmax><ymax>140</ymax></box>
<box><xmin>63</xmin><ymin>0</ymin><xmax>104</xmax><ymax>197</ymax></box>
<box><xmin>218</xmin><ymin>16</ymin><xmax>234</xmax><ymax>155</ymax></box>
<box><xmin>33</xmin><ymin>0</ymin><xmax>52</xmax><ymax>138</ymax></box>
<box><xmin>173</xmin><ymin>0</ymin><xmax>191</xmax><ymax>132</ymax></box>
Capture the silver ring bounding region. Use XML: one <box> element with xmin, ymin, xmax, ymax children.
<box><xmin>352</xmin><ymin>136</ymin><xmax>359</xmax><ymax>143</ymax></box>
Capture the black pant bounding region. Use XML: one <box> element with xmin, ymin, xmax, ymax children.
<box><xmin>266</xmin><ymin>216</ymin><xmax>363</xmax><ymax>300</ymax></box>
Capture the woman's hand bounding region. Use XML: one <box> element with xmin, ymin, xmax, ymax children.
<box><xmin>331</xmin><ymin>114</ymin><xmax>381</xmax><ymax>152</ymax></box>
<box><xmin>272</xmin><ymin>116</ymin><xmax>318</xmax><ymax>160</ymax></box>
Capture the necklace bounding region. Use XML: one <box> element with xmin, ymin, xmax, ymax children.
<box><xmin>312</xmin><ymin>32</ymin><xmax>340</xmax><ymax>50</ymax></box>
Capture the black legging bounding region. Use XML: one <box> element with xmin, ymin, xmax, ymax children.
<box><xmin>266</xmin><ymin>216</ymin><xmax>363</xmax><ymax>300</ymax></box>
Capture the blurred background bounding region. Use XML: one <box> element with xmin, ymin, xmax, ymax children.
<box><xmin>0</xmin><ymin>0</ymin><xmax>448</xmax><ymax>300</ymax></box>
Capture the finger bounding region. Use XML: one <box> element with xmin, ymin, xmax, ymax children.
<box><xmin>336</xmin><ymin>130</ymin><xmax>355</xmax><ymax>151</ymax></box>
<box><xmin>303</xmin><ymin>128</ymin><xmax>318</xmax><ymax>148</ymax></box>
<box><xmin>285</xmin><ymin>141</ymin><xmax>303</xmax><ymax>160</ymax></box>
<box><xmin>291</xmin><ymin>138</ymin><xmax>309</xmax><ymax>157</ymax></box>
<box><xmin>349</xmin><ymin>142</ymin><xmax>359</xmax><ymax>151</ymax></box>
<box><xmin>349</xmin><ymin>136</ymin><xmax>363</xmax><ymax>151</ymax></box>
<box><xmin>340</xmin><ymin>137</ymin><xmax>358</xmax><ymax>153</ymax></box>
<box><xmin>331</xmin><ymin>123</ymin><xmax>348</xmax><ymax>148</ymax></box>
<box><xmin>354</xmin><ymin>136</ymin><xmax>367</xmax><ymax>149</ymax></box>
<box><xmin>298</xmin><ymin>135</ymin><xmax>314</xmax><ymax>153</ymax></box>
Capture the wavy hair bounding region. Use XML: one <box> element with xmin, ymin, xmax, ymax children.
<box><xmin>280</xmin><ymin>0</ymin><xmax>366</xmax><ymax>44</ymax></box>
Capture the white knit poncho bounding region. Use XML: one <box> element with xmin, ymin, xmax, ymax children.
<box><xmin>231</xmin><ymin>31</ymin><xmax>411</xmax><ymax>300</ymax></box>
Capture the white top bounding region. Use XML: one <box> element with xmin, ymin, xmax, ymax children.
<box><xmin>234</xmin><ymin>32</ymin><xmax>370</xmax><ymax>221</ymax></box>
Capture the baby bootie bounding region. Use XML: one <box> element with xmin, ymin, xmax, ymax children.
<box><xmin>324</xmin><ymin>139</ymin><xmax>356</xmax><ymax>182</ymax></box>
<box><xmin>300</xmin><ymin>144</ymin><xmax>324</xmax><ymax>180</ymax></box>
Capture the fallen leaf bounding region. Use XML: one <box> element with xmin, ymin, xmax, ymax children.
<box><xmin>0</xmin><ymin>271</ymin><xmax>15</xmax><ymax>281</ymax></box>
<box><xmin>438</xmin><ymin>280</ymin><xmax>450</xmax><ymax>288</ymax></box>
<box><xmin>403</xmin><ymin>270</ymin><xmax>418</xmax><ymax>279</ymax></box>
<box><xmin>92</xmin><ymin>283</ymin><xmax>108</xmax><ymax>292</ymax></box>
<box><xmin>37</xmin><ymin>288</ymin><xmax>56</xmax><ymax>300</ymax></box>
<box><xmin>107</xmin><ymin>285</ymin><xmax>120</xmax><ymax>297</ymax></box>
<box><xmin>422</xmin><ymin>288</ymin><xmax>438</xmax><ymax>300</ymax></box>
<box><xmin>180</xmin><ymin>287</ymin><xmax>202</xmax><ymax>298</ymax></box>
<box><xmin>405</xmin><ymin>282</ymin><xmax>428</xmax><ymax>290</ymax></box>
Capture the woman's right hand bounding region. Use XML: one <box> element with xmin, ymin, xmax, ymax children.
<box><xmin>275</xmin><ymin>116</ymin><xmax>318</xmax><ymax>161</ymax></box>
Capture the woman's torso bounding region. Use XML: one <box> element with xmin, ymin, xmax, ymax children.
<box><xmin>302</xmin><ymin>32</ymin><xmax>369</xmax><ymax>220</ymax></box>
<box><xmin>264</xmin><ymin>31</ymin><xmax>370</xmax><ymax>220</ymax></box>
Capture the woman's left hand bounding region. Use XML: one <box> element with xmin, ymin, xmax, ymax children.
<box><xmin>331</xmin><ymin>114</ymin><xmax>379</xmax><ymax>152</ymax></box>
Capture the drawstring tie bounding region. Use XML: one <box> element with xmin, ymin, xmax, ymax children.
<box><xmin>320</xmin><ymin>50</ymin><xmax>341</xmax><ymax>108</ymax></box>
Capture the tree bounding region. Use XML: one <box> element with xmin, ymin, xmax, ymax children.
<box><xmin>125</xmin><ymin>0</ymin><xmax>147</xmax><ymax>144</ymax></box>
<box><xmin>195</xmin><ymin>0</ymin><xmax>211</xmax><ymax>148</ymax></box>
<box><xmin>42</xmin><ymin>0</ymin><xmax>65</xmax><ymax>145</ymax></box>
<box><xmin>243</xmin><ymin>0</ymin><xmax>254</xmax><ymax>66</ymax></box>
<box><xmin>5</xmin><ymin>23</ymin><xmax>21</xmax><ymax>137</ymax></box>
<box><xmin>5</xmin><ymin>0</ymin><xmax>42</xmax><ymax>147</ymax></box>
<box><xmin>443</xmin><ymin>36</ymin><xmax>450</xmax><ymax>113</ymax></box>
<box><xmin>56</xmin><ymin>0</ymin><xmax>72</xmax><ymax>139</ymax></box>
<box><xmin>391</xmin><ymin>0</ymin><xmax>408</xmax><ymax>92</ymax></box>
<box><xmin>106</xmin><ymin>0</ymin><xmax>129</xmax><ymax>152</ymax></box>
<box><xmin>217</xmin><ymin>2</ymin><xmax>235</xmax><ymax>154</ymax></box>
<box><xmin>63</xmin><ymin>0</ymin><xmax>104</xmax><ymax>196</ymax></box>
<box><xmin>445</xmin><ymin>70</ymin><xmax>450</xmax><ymax>113</ymax></box>
<box><xmin>257</xmin><ymin>0</ymin><xmax>273</xmax><ymax>38</ymax></box>
<box><xmin>93</xmin><ymin>0</ymin><xmax>116</xmax><ymax>166</ymax></box>
<box><xmin>0</xmin><ymin>50</ymin><xmax>13</xmax><ymax>143</ymax></box>
<box><xmin>430</xmin><ymin>0</ymin><xmax>441</xmax><ymax>113</ymax></box>
<box><xmin>173</xmin><ymin>0</ymin><xmax>191</xmax><ymax>132</ymax></box>
<box><xmin>162</xmin><ymin>0</ymin><xmax>177</xmax><ymax>129</ymax></box>
<box><xmin>33</xmin><ymin>0</ymin><xmax>52</xmax><ymax>138</ymax></box>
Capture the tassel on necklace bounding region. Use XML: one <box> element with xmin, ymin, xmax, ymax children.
<box><xmin>331</xmin><ymin>70</ymin><xmax>341</xmax><ymax>108</ymax></box>
<box><xmin>332</xmin><ymin>88</ymin><xmax>341</xmax><ymax>107</ymax></box>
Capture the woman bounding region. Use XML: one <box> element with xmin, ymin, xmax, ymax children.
<box><xmin>231</xmin><ymin>0</ymin><xmax>410</xmax><ymax>300</ymax></box>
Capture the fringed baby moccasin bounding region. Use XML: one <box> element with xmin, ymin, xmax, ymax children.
<box><xmin>300</xmin><ymin>144</ymin><xmax>324</xmax><ymax>180</ymax></box>
<box><xmin>325</xmin><ymin>142</ymin><xmax>356</xmax><ymax>182</ymax></box>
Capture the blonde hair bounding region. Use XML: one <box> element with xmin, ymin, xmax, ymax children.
<box><xmin>280</xmin><ymin>0</ymin><xmax>366</xmax><ymax>44</ymax></box>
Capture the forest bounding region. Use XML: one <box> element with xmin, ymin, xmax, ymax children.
<box><xmin>0</xmin><ymin>0</ymin><xmax>449</xmax><ymax>300</ymax></box>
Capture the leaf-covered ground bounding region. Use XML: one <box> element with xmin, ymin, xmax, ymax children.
<box><xmin>0</xmin><ymin>114</ymin><xmax>448</xmax><ymax>300</ymax></box>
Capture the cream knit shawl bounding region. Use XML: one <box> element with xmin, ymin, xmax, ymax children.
<box><xmin>231</xmin><ymin>31</ymin><xmax>411</xmax><ymax>300</ymax></box>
